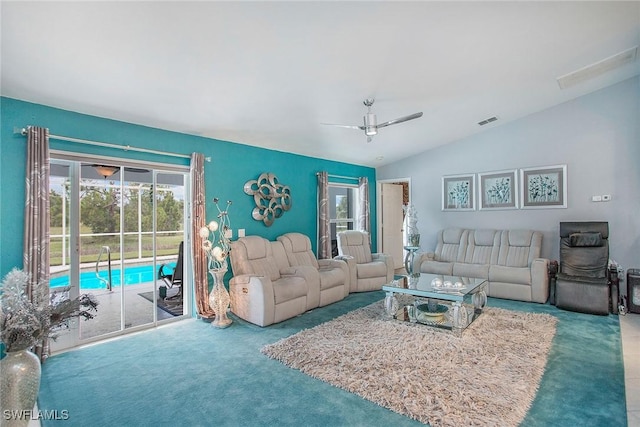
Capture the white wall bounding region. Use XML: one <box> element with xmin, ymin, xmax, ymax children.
<box><xmin>377</xmin><ymin>76</ymin><xmax>640</xmax><ymax>274</ymax></box>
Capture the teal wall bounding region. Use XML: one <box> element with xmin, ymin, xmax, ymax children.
<box><xmin>0</xmin><ymin>97</ymin><xmax>377</xmax><ymax>279</ymax></box>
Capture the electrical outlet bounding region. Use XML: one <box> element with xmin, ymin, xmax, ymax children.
<box><xmin>602</xmin><ymin>194</ymin><xmax>611</xmax><ymax>201</ymax></box>
<box><xmin>592</xmin><ymin>195</ymin><xmax>602</xmax><ymax>202</ymax></box>
<box><xmin>238</xmin><ymin>229</ymin><xmax>245</xmax><ymax>237</ymax></box>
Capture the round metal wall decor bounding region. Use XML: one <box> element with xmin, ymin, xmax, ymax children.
<box><xmin>243</xmin><ymin>172</ymin><xmax>291</xmax><ymax>226</ymax></box>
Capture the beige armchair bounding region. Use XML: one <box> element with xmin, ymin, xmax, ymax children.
<box><xmin>277</xmin><ymin>232</ymin><xmax>349</xmax><ymax>306</ymax></box>
<box><xmin>336</xmin><ymin>230</ymin><xmax>395</xmax><ymax>292</ymax></box>
<box><xmin>229</xmin><ymin>236</ymin><xmax>316</xmax><ymax>327</ymax></box>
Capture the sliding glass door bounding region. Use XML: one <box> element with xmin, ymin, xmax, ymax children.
<box><xmin>49</xmin><ymin>155</ymin><xmax>189</xmax><ymax>351</ymax></box>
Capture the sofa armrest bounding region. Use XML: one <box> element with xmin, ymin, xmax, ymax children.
<box><xmin>530</xmin><ymin>258</ymin><xmax>550</xmax><ymax>303</ymax></box>
<box><xmin>415</xmin><ymin>252</ymin><xmax>435</xmax><ymax>268</ymax></box>
<box><xmin>318</xmin><ymin>258</ymin><xmax>344</xmax><ymax>270</ymax></box>
<box><xmin>229</xmin><ymin>274</ymin><xmax>275</xmax><ymax>327</ymax></box>
<box><xmin>373</xmin><ymin>252</ymin><xmax>395</xmax><ymax>283</ymax></box>
<box><xmin>335</xmin><ymin>255</ymin><xmax>357</xmax><ymax>293</ymax></box>
<box><xmin>321</xmin><ymin>258</ymin><xmax>350</xmax><ymax>297</ymax></box>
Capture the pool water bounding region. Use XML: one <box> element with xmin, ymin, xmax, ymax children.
<box><xmin>50</xmin><ymin>264</ymin><xmax>176</xmax><ymax>289</ymax></box>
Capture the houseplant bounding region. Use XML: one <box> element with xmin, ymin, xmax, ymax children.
<box><xmin>1</xmin><ymin>268</ymin><xmax>98</xmax><ymax>424</ymax></box>
<box><xmin>199</xmin><ymin>198</ymin><xmax>233</xmax><ymax>328</ymax></box>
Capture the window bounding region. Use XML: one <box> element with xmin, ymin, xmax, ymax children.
<box><xmin>329</xmin><ymin>185</ymin><xmax>359</xmax><ymax>256</ymax></box>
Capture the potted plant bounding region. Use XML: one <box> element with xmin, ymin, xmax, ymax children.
<box><xmin>0</xmin><ymin>268</ymin><xmax>98</xmax><ymax>423</ymax></box>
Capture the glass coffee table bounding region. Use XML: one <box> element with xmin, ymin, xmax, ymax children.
<box><xmin>381</xmin><ymin>273</ymin><xmax>488</xmax><ymax>336</ymax></box>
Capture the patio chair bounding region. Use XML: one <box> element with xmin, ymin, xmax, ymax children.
<box><xmin>158</xmin><ymin>241</ymin><xmax>184</xmax><ymax>300</ymax></box>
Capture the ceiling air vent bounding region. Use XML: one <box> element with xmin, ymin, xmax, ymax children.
<box><xmin>557</xmin><ymin>46</ymin><xmax>638</xmax><ymax>89</ymax></box>
<box><xmin>478</xmin><ymin>116</ymin><xmax>498</xmax><ymax>126</ymax></box>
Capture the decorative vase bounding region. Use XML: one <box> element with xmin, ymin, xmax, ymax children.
<box><xmin>0</xmin><ymin>349</ymin><xmax>41</xmax><ymax>427</ymax></box>
<box><xmin>208</xmin><ymin>268</ymin><xmax>232</xmax><ymax>328</ymax></box>
<box><xmin>403</xmin><ymin>205</ymin><xmax>420</xmax><ymax>247</ymax></box>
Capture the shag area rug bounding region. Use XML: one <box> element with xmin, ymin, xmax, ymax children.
<box><xmin>262</xmin><ymin>301</ymin><xmax>558</xmax><ymax>427</ymax></box>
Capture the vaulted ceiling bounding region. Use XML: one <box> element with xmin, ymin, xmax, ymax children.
<box><xmin>2</xmin><ymin>2</ymin><xmax>639</xmax><ymax>166</ymax></box>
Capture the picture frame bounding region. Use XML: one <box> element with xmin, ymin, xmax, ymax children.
<box><xmin>478</xmin><ymin>169</ymin><xmax>518</xmax><ymax>210</ymax></box>
<box><xmin>520</xmin><ymin>164</ymin><xmax>567</xmax><ymax>209</ymax></box>
<box><xmin>442</xmin><ymin>174</ymin><xmax>475</xmax><ymax>211</ymax></box>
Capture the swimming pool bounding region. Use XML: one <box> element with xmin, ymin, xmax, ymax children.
<box><xmin>50</xmin><ymin>264</ymin><xmax>175</xmax><ymax>289</ymax></box>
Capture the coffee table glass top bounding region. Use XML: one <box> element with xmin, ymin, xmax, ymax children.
<box><xmin>382</xmin><ymin>273</ymin><xmax>487</xmax><ymax>303</ymax></box>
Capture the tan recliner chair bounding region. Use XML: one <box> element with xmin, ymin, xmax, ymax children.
<box><xmin>229</xmin><ymin>236</ymin><xmax>316</xmax><ymax>327</ymax></box>
<box><xmin>278</xmin><ymin>232</ymin><xmax>349</xmax><ymax>306</ymax></box>
<box><xmin>336</xmin><ymin>230</ymin><xmax>394</xmax><ymax>292</ymax></box>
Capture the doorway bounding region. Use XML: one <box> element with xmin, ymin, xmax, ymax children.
<box><xmin>48</xmin><ymin>155</ymin><xmax>190</xmax><ymax>351</ymax></box>
<box><xmin>377</xmin><ymin>179</ymin><xmax>411</xmax><ymax>270</ymax></box>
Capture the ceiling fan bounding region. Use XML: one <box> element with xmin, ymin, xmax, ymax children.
<box><xmin>323</xmin><ymin>98</ymin><xmax>423</xmax><ymax>142</ymax></box>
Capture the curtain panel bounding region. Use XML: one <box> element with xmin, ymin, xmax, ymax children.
<box><xmin>23</xmin><ymin>126</ymin><xmax>51</xmax><ymax>361</ymax></box>
<box><xmin>190</xmin><ymin>153</ymin><xmax>215</xmax><ymax>318</ymax></box>
<box><xmin>317</xmin><ymin>171</ymin><xmax>331</xmax><ymax>259</ymax></box>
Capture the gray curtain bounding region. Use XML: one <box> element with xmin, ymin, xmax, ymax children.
<box><xmin>358</xmin><ymin>177</ymin><xmax>370</xmax><ymax>234</ymax></box>
<box><xmin>190</xmin><ymin>153</ymin><xmax>215</xmax><ymax>318</ymax></box>
<box><xmin>317</xmin><ymin>171</ymin><xmax>331</xmax><ymax>259</ymax></box>
<box><xmin>23</xmin><ymin>126</ymin><xmax>50</xmax><ymax>361</ymax></box>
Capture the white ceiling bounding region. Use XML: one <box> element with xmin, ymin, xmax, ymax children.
<box><xmin>2</xmin><ymin>1</ymin><xmax>639</xmax><ymax>167</ymax></box>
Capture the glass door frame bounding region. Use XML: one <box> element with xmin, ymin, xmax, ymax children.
<box><xmin>49</xmin><ymin>150</ymin><xmax>191</xmax><ymax>352</ymax></box>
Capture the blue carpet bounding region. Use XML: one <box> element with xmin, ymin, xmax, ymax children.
<box><xmin>37</xmin><ymin>292</ymin><xmax>626</xmax><ymax>426</ymax></box>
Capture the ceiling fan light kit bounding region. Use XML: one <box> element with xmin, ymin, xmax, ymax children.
<box><xmin>364</xmin><ymin>113</ymin><xmax>377</xmax><ymax>136</ymax></box>
<box><xmin>323</xmin><ymin>98</ymin><xmax>423</xmax><ymax>143</ymax></box>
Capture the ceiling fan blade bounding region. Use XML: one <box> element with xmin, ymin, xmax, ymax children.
<box><xmin>321</xmin><ymin>123</ymin><xmax>364</xmax><ymax>130</ymax></box>
<box><xmin>376</xmin><ymin>112</ymin><xmax>423</xmax><ymax>129</ymax></box>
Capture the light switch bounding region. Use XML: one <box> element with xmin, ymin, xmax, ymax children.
<box><xmin>592</xmin><ymin>195</ymin><xmax>602</xmax><ymax>202</ymax></box>
<box><xmin>238</xmin><ymin>229</ymin><xmax>245</xmax><ymax>237</ymax></box>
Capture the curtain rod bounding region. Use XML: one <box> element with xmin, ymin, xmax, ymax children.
<box><xmin>15</xmin><ymin>126</ymin><xmax>211</xmax><ymax>162</ymax></box>
<box><xmin>317</xmin><ymin>172</ymin><xmax>360</xmax><ymax>181</ymax></box>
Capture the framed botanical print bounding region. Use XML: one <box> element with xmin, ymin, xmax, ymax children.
<box><xmin>478</xmin><ymin>169</ymin><xmax>518</xmax><ymax>210</ymax></box>
<box><xmin>520</xmin><ymin>165</ymin><xmax>567</xmax><ymax>209</ymax></box>
<box><xmin>442</xmin><ymin>174</ymin><xmax>475</xmax><ymax>211</ymax></box>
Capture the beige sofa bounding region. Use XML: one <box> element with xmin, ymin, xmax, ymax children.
<box><xmin>228</xmin><ymin>233</ymin><xmax>350</xmax><ymax>327</ymax></box>
<box><xmin>417</xmin><ymin>228</ymin><xmax>550</xmax><ymax>303</ymax></box>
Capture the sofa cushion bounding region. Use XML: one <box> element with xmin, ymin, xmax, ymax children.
<box><xmin>271</xmin><ymin>241</ymin><xmax>292</xmax><ymax>272</ymax></box>
<box><xmin>277</xmin><ymin>233</ymin><xmax>320</xmax><ymax>269</ymax></box>
<box><xmin>318</xmin><ymin>268</ymin><xmax>345</xmax><ymax>290</ymax></box>
<box><xmin>273</xmin><ymin>276</ymin><xmax>308</xmax><ymax>304</ymax></box>
<box><xmin>489</xmin><ymin>265</ymin><xmax>531</xmax><ymax>285</ymax></box>
<box><xmin>559</xmin><ymin>239</ymin><xmax>608</xmax><ymax>278</ymax></box>
<box><xmin>338</xmin><ymin>231</ymin><xmax>373</xmax><ymax>263</ymax></box>
<box><xmin>453</xmin><ymin>262</ymin><xmax>489</xmax><ymax>279</ymax></box>
<box><xmin>498</xmin><ymin>230</ymin><xmax>540</xmax><ymax>268</ymax></box>
<box><xmin>420</xmin><ymin>260</ymin><xmax>454</xmax><ymax>275</ymax></box>
<box><xmin>465</xmin><ymin>229</ymin><xmax>499</xmax><ymax>265</ymax></box>
<box><xmin>231</xmin><ymin>236</ymin><xmax>281</xmax><ymax>282</ymax></box>
<box><xmin>569</xmin><ymin>232</ymin><xmax>603</xmax><ymax>247</ymax></box>
<box><xmin>435</xmin><ymin>228</ymin><xmax>467</xmax><ymax>262</ymax></box>
<box><xmin>356</xmin><ymin>261</ymin><xmax>388</xmax><ymax>279</ymax></box>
